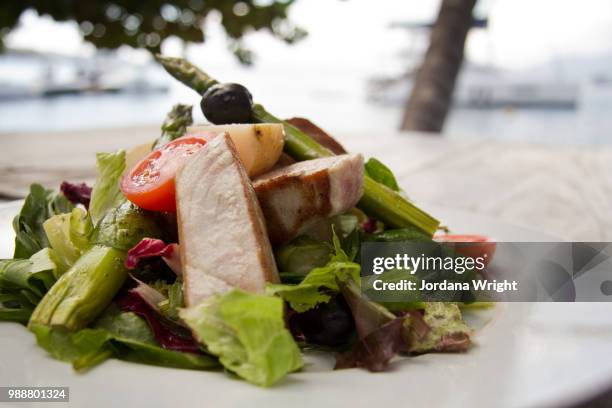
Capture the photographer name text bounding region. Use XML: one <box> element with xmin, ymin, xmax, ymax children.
<box><xmin>371</xmin><ymin>279</ymin><xmax>518</xmax><ymax>293</ymax></box>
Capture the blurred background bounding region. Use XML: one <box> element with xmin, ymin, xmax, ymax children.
<box><xmin>1</xmin><ymin>0</ymin><xmax>612</xmax><ymax>144</ymax></box>
<box><xmin>1</xmin><ymin>4</ymin><xmax>612</xmax><ymax>406</ymax></box>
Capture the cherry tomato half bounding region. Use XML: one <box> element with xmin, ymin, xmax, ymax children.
<box><xmin>121</xmin><ymin>136</ymin><xmax>210</xmax><ymax>212</ymax></box>
<box><xmin>434</xmin><ymin>234</ymin><xmax>496</xmax><ymax>266</ymax></box>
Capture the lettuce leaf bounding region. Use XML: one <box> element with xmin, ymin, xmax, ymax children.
<box><xmin>275</xmin><ymin>236</ymin><xmax>332</xmax><ymax>276</ymax></box>
<box><xmin>30</xmin><ymin>305</ymin><xmax>218</xmax><ymax>372</ymax></box>
<box><xmin>89</xmin><ymin>150</ymin><xmax>126</xmax><ymax>225</ymax></box>
<box><xmin>364</xmin><ymin>158</ymin><xmax>400</xmax><ymax>192</ymax></box>
<box><xmin>92</xmin><ymin>201</ymin><xmax>162</xmax><ymax>251</ymax></box>
<box><xmin>267</xmin><ymin>232</ymin><xmax>360</xmax><ymax>312</ymax></box>
<box><xmin>158</xmin><ymin>281</ymin><xmax>184</xmax><ymax>321</ymax></box>
<box><xmin>0</xmin><ymin>248</ymin><xmax>62</xmax><ymax>322</ymax></box>
<box><xmin>181</xmin><ymin>289</ymin><xmax>303</xmax><ymax>387</ymax></box>
<box><xmin>94</xmin><ymin>305</ymin><xmax>213</xmax><ymax>370</ymax></box>
<box><xmin>12</xmin><ymin>184</ymin><xmax>74</xmax><ymax>258</ymax></box>
<box><xmin>43</xmin><ymin>207</ymin><xmax>93</xmax><ymax>270</ymax></box>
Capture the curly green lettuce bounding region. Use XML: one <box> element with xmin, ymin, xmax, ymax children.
<box><xmin>181</xmin><ymin>290</ymin><xmax>302</xmax><ymax>387</ymax></box>
<box><xmin>89</xmin><ymin>150</ymin><xmax>126</xmax><ymax>224</ymax></box>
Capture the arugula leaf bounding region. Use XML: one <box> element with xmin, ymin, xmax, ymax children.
<box><xmin>0</xmin><ymin>248</ymin><xmax>62</xmax><ymax>323</ymax></box>
<box><xmin>267</xmin><ymin>232</ymin><xmax>360</xmax><ymax>312</ymax></box>
<box><xmin>0</xmin><ymin>306</ymin><xmax>34</xmax><ymax>323</ymax></box>
<box><xmin>89</xmin><ymin>150</ymin><xmax>126</xmax><ymax>225</ymax></box>
<box><xmin>0</xmin><ymin>288</ymin><xmax>36</xmax><ymax>316</ymax></box>
<box><xmin>0</xmin><ymin>248</ymin><xmax>60</xmax><ymax>297</ymax></box>
<box><xmin>364</xmin><ymin>158</ymin><xmax>400</xmax><ymax>192</ymax></box>
<box><xmin>30</xmin><ymin>306</ymin><xmax>218</xmax><ymax>372</ymax></box>
<box><xmin>181</xmin><ymin>289</ymin><xmax>302</xmax><ymax>387</ymax></box>
<box><xmin>12</xmin><ymin>184</ymin><xmax>74</xmax><ymax>259</ymax></box>
<box><xmin>0</xmin><ymin>259</ymin><xmax>40</xmax><ymax>295</ymax></box>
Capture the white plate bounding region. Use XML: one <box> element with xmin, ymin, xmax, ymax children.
<box><xmin>1</xmin><ymin>201</ymin><xmax>611</xmax><ymax>408</ymax></box>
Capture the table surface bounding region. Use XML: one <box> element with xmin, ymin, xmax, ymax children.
<box><xmin>2</xmin><ymin>126</ymin><xmax>611</xmax><ymax>241</ymax></box>
<box><xmin>1</xmin><ymin>127</ymin><xmax>612</xmax><ymax>407</ymax></box>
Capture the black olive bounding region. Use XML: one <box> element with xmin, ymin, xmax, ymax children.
<box><xmin>200</xmin><ymin>83</ymin><xmax>253</xmax><ymax>124</ymax></box>
<box><xmin>291</xmin><ymin>296</ymin><xmax>355</xmax><ymax>347</ymax></box>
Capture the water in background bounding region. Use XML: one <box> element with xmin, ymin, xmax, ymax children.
<box><xmin>1</xmin><ymin>54</ymin><xmax>611</xmax><ymax>146</ymax></box>
<box><xmin>3</xmin><ymin>0</ymin><xmax>612</xmax><ymax>145</ymax></box>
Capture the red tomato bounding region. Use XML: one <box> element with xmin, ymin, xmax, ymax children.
<box><xmin>121</xmin><ymin>136</ymin><xmax>209</xmax><ymax>212</ymax></box>
<box><xmin>434</xmin><ymin>234</ymin><xmax>496</xmax><ymax>266</ymax></box>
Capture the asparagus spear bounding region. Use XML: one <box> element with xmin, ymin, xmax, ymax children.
<box><xmin>155</xmin><ymin>55</ymin><xmax>440</xmax><ymax>235</ymax></box>
<box><xmin>28</xmin><ymin>245</ymin><xmax>127</xmax><ymax>331</ymax></box>
<box><xmin>155</xmin><ymin>56</ymin><xmax>218</xmax><ymax>95</ymax></box>
<box><xmin>153</xmin><ymin>104</ymin><xmax>194</xmax><ymax>149</ymax></box>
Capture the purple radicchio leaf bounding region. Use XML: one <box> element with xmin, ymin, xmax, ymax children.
<box><xmin>116</xmin><ymin>289</ymin><xmax>199</xmax><ymax>353</ymax></box>
<box><xmin>60</xmin><ymin>181</ymin><xmax>92</xmax><ymax>208</ymax></box>
<box><xmin>335</xmin><ymin>279</ymin><xmax>406</xmax><ymax>372</ymax></box>
<box><xmin>361</xmin><ymin>218</ymin><xmax>379</xmax><ymax>234</ymax></box>
<box><xmin>334</xmin><ymin>317</ymin><xmax>405</xmax><ymax>372</ymax></box>
<box><xmin>339</xmin><ymin>279</ymin><xmax>395</xmax><ymax>338</ymax></box>
<box><xmin>125</xmin><ymin>238</ymin><xmax>181</xmax><ymax>276</ymax></box>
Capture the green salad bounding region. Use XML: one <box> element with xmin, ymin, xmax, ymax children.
<box><xmin>0</xmin><ymin>56</ymin><xmax>479</xmax><ymax>387</ymax></box>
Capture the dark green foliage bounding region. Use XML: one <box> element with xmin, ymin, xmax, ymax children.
<box><xmin>0</xmin><ymin>1</ymin><xmax>306</xmax><ymax>63</ymax></box>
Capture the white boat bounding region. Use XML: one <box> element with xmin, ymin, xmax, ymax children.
<box><xmin>367</xmin><ymin>64</ymin><xmax>579</xmax><ymax>110</ymax></box>
<box><xmin>0</xmin><ymin>82</ymin><xmax>36</xmax><ymax>100</ymax></box>
<box><xmin>0</xmin><ymin>50</ymin><xmax>169</xmax><ymax>101</ymax></box>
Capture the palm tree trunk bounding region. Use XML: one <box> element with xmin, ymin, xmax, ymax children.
<box><xmin>400</xmin><ymin>0</ymin><xmax>477</xmax><ymax>133</ymax></box>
